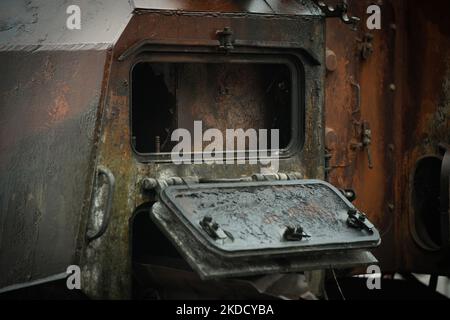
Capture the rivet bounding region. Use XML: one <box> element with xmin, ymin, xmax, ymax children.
<box><xmin>326</xmin><ymin>48</ymin><xmax>338</xmax><ymax>72</ymax></box>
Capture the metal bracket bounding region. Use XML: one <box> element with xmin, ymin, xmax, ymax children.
<box><xmin>351</xmin><ymin>121</ymin><xmax>374</xmax><ymax>170</ymax></box>
<box><xmin>314</xmin><ymin>0</ymin><xmax>360</xmax><ymax>26</ymax></box>
<box><xmin>216</xmin><ymin>27</ymin><xmax>235</xmax><ymax>52</ymax></box>
<box><xmin>347</xmin><ymin>208</ymin><xmax>374</xmax><ymax>234</ymax></box>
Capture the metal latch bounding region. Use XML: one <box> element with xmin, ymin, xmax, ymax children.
<box><xmin>200</xmin><ymin>216</ymin><xmax>231</xmax><ymax>241</ymax></box>
<box><xmin>216</xmin><ymin>27</ymin><xmax>234</xmax><ymax>52</ymax></box>
<box><xmin>347</xmin><ymin>208</ymin><xmax>374</xmax><ymax>234</ymax></box>
<box><xmin>358</xmin><ymin>33</ymin><xmax>375</xmax><ymax>60</ymax></box>
<box><xmin>351</xmin><ymin>121</ymin><xmax>374</xmax><ymax>169</ymax></box>
<box><xmin>283</xmin><ymin>225</ymin><xmax>311</xmax><ymax>242</ymax></box>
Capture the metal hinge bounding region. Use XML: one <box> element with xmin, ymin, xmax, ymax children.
<box><xmin>314</xmin><ymin>0</ymin><xmax>360</xmax><ymax>26</ymax></box>
<box><xmin>216</xmin><ymin>27</ymin><xmax>235</xmax><ymax>53</ymax></box>
<box><xmin>141</xmin><ymin>172</ymin><xmax>304</xmax><ymax>193</ymax></box>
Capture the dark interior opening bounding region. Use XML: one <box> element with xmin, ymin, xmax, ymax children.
<box><xmin>412</xmin><ymin>156</ymin><xmax>442</xmax><ymax>249</ymax></box>
<box><xmin>131</xmin><ymin>61</ymin><xmax>293</xmax><ymax>155</ymax></box>
<box><xmin>131</xmin><ymin>203</ymin><xmax>186</xmax><ymax>266</ymax></box>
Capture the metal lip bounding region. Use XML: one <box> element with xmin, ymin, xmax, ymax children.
<box><xmin>158</xmin><ymin>179</ymin><xmax>381</xmax><ymax>259</ymax></box>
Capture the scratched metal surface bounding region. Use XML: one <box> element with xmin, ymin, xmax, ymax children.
<box><xmin>159</xmin><ymin>181</ymin><xmax>380</xmax><ymax>257</ymax></box>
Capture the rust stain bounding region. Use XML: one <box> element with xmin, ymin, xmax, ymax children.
<box><xmin>48</xmin><ymin>87</ymin><xmax>70</xmax><ymax>124</ymax></box>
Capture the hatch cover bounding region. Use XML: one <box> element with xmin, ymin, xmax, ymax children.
<box><xmin>151</xmin><ymin>180</ymin><xmax>380</xmax><ymax>279</ymax></box>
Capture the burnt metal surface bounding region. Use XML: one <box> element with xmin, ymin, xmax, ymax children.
<box><xmin>152</xmin><ymin>202</ymin><xmax>377</xmax><ymax>280</ymax></box>
<box><xmin>2</xmin><ymin>0</ymin><xmax>448</xmax><ymax>300</ymax></box>
<box><xmin>158</xmin><ymin>180</ymin><xmax>379</xmax><ymax>257</ymax></box>
<box><xmin>81</xmin><ymin>2</ymin><xmax>325</xmax><ymax>298</ymax></box>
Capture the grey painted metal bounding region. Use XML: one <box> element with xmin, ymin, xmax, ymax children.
<box><xmin>0</xmin><ymin>49</ymin><xmax>107</xmax><ymax>291</ymax></box>
<box><xmin>0</xmin><ymin>0</ymin><xmax>132</xmax><ymax>50</ymax></box>
<box><xmin>0</xmin><ymin>0</ymin><xmax>132</xmax><ymax>293</ymax></box>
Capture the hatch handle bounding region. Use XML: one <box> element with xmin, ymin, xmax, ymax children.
<box><xmin>283</xmin><ymin>225</ymin><xmax>311</xmax><ymax>242</ymax></box>
<box><xmin>87</xmin><ymin>166</ymin><xmax>115</xmax><ymax>242</ymax></box>
<box><xmin>347</xmin><ymin>208</ymin><xmax>374</xmax><ymax>234</ymax></box>
<box><xmin>200</xmin><ymin>216</ymin><xmax>231</xmax><ymax>241</ymax></box>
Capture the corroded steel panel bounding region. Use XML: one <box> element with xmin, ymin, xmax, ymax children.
<box><xmin>325</xmin><ymin>0</ymin><xmax>450</xmax><ymax>275</ymax></box>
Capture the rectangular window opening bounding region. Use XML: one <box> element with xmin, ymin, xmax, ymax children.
<box><xmin>131</xmin><ymin>56</ymin><xmax>301</xmax><ymax>160</ymax></box>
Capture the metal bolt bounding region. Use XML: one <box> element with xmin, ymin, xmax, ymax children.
<box><xmin>326</xmin><ymin>48</ymin><xmax>338</xmax><ymax>72</ymax></box>
<box><xmin>389</xmin><ymin>84</ymin><xmax>396</xmax><ymax>91</ymax></box>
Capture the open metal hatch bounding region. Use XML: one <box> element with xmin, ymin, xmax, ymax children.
<box><xmin>151</xmin><ymin>180</ymin><xmax>381</xmax><ymax>279</ymax></box>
